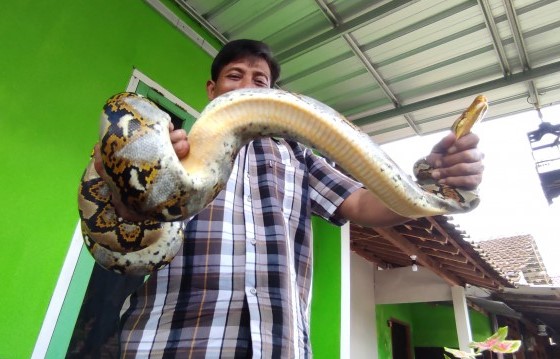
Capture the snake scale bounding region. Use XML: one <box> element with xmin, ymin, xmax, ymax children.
<box><xmin>78</xmin><ymin>88</ymin><xmax>488</xmax><ymax>275</ymax></box>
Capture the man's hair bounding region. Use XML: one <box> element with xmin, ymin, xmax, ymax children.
<box><xmin>211</xmin><ymin>39</ymin><xmax>280</xmax><ymax>87</ymax></box>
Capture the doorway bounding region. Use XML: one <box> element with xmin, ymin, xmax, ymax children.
<box><xmin>390</xmin><ymin>319</ymin><xmax>412</xmax><ymax>359</ymax></box>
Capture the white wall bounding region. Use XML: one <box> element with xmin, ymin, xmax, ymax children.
<box><xmin>374</xmin><ymin>266</ymin><xmax>452</xmax><ymax>304</ymax></box>
<box><xmin>341</xmin><ymin>224</ymin><xmax>378</xmax><ymax>359</ymax></box>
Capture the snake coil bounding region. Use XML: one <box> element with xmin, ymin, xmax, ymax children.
<box><xmin>78</xmin><ymin>89</ymin><xmax>488</xmax><ymax>275</ymax></box>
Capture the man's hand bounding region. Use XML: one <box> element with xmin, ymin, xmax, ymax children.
<box><xmin>169</xmin><ymin>122</ymin><xmax>189</xmax><ymax>160</ymax></box>
<box><xmin>424</xmin><ymin>132</ymin><xmax>484</xmax><ymax>190</ymax></box>
<box><xmin>93</xmin><ymin>123</ymin><xmax>190</xmax><ymax>221</ymax></box>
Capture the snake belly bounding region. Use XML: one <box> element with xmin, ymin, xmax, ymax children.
<box><xmin>78</xmin><ymin>89</ymin><xmax>488</xmax><ymax>275</ymax></box>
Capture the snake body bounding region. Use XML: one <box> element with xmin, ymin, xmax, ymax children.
<box><xmin>78</xmin><ymin>89</ymin><xmax>488</xmax><ymax>275</ymax></box>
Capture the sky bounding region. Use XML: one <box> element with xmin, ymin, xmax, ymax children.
<box><xmin>381</xmin><ymin>104</ymin><xmax>560</xmax><ymax>276</ymax></box>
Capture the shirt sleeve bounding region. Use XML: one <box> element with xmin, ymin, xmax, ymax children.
<box><xmin>304</xmin><ymin>149</ymin><xmax>363</xmax><ymax>226</ymax></box>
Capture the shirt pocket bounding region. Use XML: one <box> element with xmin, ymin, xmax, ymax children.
<box><xmin>249</xmin><ymin>158</ymin><xmax>308</xmax><ymax>210</ymax></box>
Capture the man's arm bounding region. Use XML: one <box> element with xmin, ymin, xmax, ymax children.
<box><xmin>336</xmin><ymin>188</ymin><xmax>410</xmax><ymax>227</ymax></box>
<box><xmin>336</xmin><ymin>132</ymin><xmax>484</xmax><ymax>227</ymax></box>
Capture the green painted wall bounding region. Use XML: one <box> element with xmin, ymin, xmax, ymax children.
<box><xmin>310</xmin><ymin>217</ymin><xmax>342</xmax><ymax>358</ymax></box>
<box><xmin>0</xmin><ymin>1</ymin><xmax>216</xmax><ymax>357</ymax></box>
<box><xmin>376</xmin><ymin>302</ymin><xmax>493</xmax><ymax>357</ymax></box>
<box><xmin>0</xmin><ymin>1</ymin><xmax>344</xmax><ymax>357</ymax></box>
<box><xmin>411</xmin><ymin>302</ymin><xmax>493</xmax><ymax>346</ymax></box>
<box><xmin>376</xmin><ymin>303</ymin><xmax>415</xmax><ymax>358</ymax></box>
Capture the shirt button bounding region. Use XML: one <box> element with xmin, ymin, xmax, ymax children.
<box><xmin>249</xmin><ymin>288</ymin><xmax>257</xmax><ymax>295</ymax></box>
<box><xmin>246</xmin><ymin>195</ymin><xmax>251</xmax><ymax>202</ymax></box>
<box><xmin>249</xmin><ymin>238</ymin><xmax>256</xmax><ymax>245</ymax></box>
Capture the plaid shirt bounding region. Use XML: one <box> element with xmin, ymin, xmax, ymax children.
<box><xmin>119</xmin><ymin>138</ymin><xmax>361</xmax><ymax>358</ymax></box>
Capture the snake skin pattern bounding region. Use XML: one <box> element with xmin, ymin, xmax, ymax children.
<box><xmin>78</xmin><ymin>89</ymin><xmax>488</xmax><ymax>275</ymax></box>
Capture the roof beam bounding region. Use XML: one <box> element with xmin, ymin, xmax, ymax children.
<box><xmin>174</xmin><ymin>0</ymin><xmax>228</xmax><ymax>44</ymax></box>
<box><xmin>345</xmin><ymin>34</ymin><xmax>422</xmax><ymax>135</ymax></box>
<box><xmin>351</xmin><ymin>239</ymin><xmax>400</xmax><ymax>252</ymax></box>
<box><xmin>204</xmin><ymin>0</ymin><xmax>240</xmax><ymax>21</ymax></box>
<box><xmin>507</xmin><ymin>307</ymin><xmax>560</xmax><ymax>315</ymax></box>
<box><xmin>428</xmin><ymin>218</ymin><xmax>509</xmax><ymax>286</ymax></box>
<box><xmin>442</xmin><ymin>264</ymin><xmax>485</xmax><ymax>278</ymax></box>
<box><xmin>500</xmin><ymin>299</ymin><xmax>560</xmax><ymax>307</ymax></box>
<box><xmin>502</xmin><ymin>0</ymin><xmax>543</xmax><ymax>113</ymax></box>
<box><xmin>275</xmin><ymin>0</ymin><xmax>420</xmax><ymax>63</ymax></box>
<box><xmin>227</xmin><ymin>1</ymin><xmax>295</xmax><ymax>38</ymax></box>
<box><xmin>396</xmin><ymin>226</ymin><xmax>448</xmax><ymax>242</ymax></box>
<box><xmin>352</xmin><ymin>60</ymin><xmax>560</xmax><ymax>126</ymax></box>
<box><xmin>351</xmin><ymin>240</ymin><xmax>391</xmax><ymax>267</ymax></box>
<box><xmin>313</xmin><ymin>0</ymin><xmax>421</xmax><ymax>135</ymax></box>
<box><xmin>443</xmin><ymin>260</ymin><xmax>484</xmax><ymax>272</ymax></box>
<box><xmin>357</xmin><ymin>247</ymin><xmax>408</xmax><ymax>262</ymax></box>
<box><xmin>503</xmin><ymin>0</ymin><xmax>531</xmax><ymax>70</ymax></box>
<box><xmin>373</xmin><ymin>226</ymin><xmax>464</xmax><ymax>286</ymax></box>
<box><xmin>352</xmin><ymin>248</ymin><xmax>390</xmax><ymax>268</ymax></box>
<box><xmin>404</xmin><ymin>237</ymin><xmax>460</xmax><ymax>254</ymax></box>
<box><xmin>477</xmin><ymin>0</ymin><xmax>511</xmax><ymax>75</ymax></box>
<box><xmin>284</xmin><ymin>0</ymin><xmax>554</xmax><ymax>76</ymax></box>
<box><xmin>424</xmin><ymin>250</ymin><xmax>469</xmax><ymax>263</ymax></box>
<box><xmin>313</xmin><ymin>0</ymin><xmax>398</xmax><ymax>104</ymax></box>
<box><xmin>457</xmin><ymin>275</ymin><xmax>499</xmax><ymax>289</ymax></box>
<box><xmin>281</xmin><ymin>3</ymin><xmax>480</xmax><ymax>86</ymax></box>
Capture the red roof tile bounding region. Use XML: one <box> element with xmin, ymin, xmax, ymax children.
<box><xmin>477</xmin><ymin>234</ymin><xmax>552</xmax><ymax>285</ymax></box>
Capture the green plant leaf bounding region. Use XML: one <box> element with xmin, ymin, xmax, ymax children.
<box><xmin>443</xmin><ymin>347</ymin><xmax>479</xmax><ymax>358</ymax></box>
<box><xmin>445</xmin><ymin>327</ymin><xmax>521</xmax><ymax>357</ymax></box>
<box><xmin>470</xmin><ymin>326</ymin><xmax>508</xmax><ymax>351</ymax></box>
<box><xmin>490</xmin><ymin>340</ymin><xmax>522</xmax><ymax>353</ymax></box>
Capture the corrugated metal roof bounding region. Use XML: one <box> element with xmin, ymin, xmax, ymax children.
<box><xmin>164</xmin><ymin>0</ymin><xmax>560</xmax><ymax>333</ymax></box>
<box><xmin>173</xmin><ymin>0</ymin><xmax>560</xmax><ymax>143</ymax></box>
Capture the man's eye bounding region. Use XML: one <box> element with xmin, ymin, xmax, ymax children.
<box><xmin>255</xmin><ymin>79</ymin><xmax>268</xmax><ymax>87</ymax></box>
<box><xmin>227</xmin><ymin>74</ymin><xmax>241</xmax><ymax>79</ymax></box>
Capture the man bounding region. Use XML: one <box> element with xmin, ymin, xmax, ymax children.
<box><xmin>97</xmin><ymin>39</ymin><xmax>483</xmax><ymax>358</ymax></box>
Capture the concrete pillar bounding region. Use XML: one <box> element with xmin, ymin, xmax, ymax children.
<box><xmin>340</xmin><ymin>223</ymin><xmax>378</xmax><ymax>359</ymax></box>
<box><xmin>451</xmin><ymin>285</ymin><xmax>473</xmax><ymax>352</ymax></box>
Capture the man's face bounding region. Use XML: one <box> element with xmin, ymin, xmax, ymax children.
<box><xmin>206</xmin><ymin>56</ymin><xmax>272</xmax><ymax>100</ymax></box>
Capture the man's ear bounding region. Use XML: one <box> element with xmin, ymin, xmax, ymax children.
<box><xmin>206</xmin><ymin>80</ymin><xmax>216</xmax><ymax>100</ymax></box>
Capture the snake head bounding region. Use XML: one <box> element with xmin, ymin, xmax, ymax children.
<box><xmin>451</xmin><ymin>95</ymin><xmax>488</xmax><ymax>138</ymax></box>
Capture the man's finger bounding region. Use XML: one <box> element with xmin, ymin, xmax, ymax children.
<box><xmin>437</xmin><ymin>149</ymin><xmax>485</xmax><ymax>168</ymax></box>
<box><xmin>436</xmin><ymin>173</ymin><xmax>483</xmax><ymax>190</ymax></box>
<box><xmin>93</xmin><ymin>144</ymin><xmax>106</xmax><ymax>178</ymax></box>
<box><xmin>448</xmin><ymin>133</ymin><xmax>480</xmax><ymax>153</ymax></box>
<box><xmin>430</xmin><ymin>132</ymin><xmax>456</xmax><ymax>154</ymax></box>
<box><xmin>432</xmin><ymin>161</ymin><xmax>484</xmax><ymax>180</ymax></box>
<box><xmin>170</xmin><ymin>129</ymin><xmax>189</xmax><ymax>159</ymax></box>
